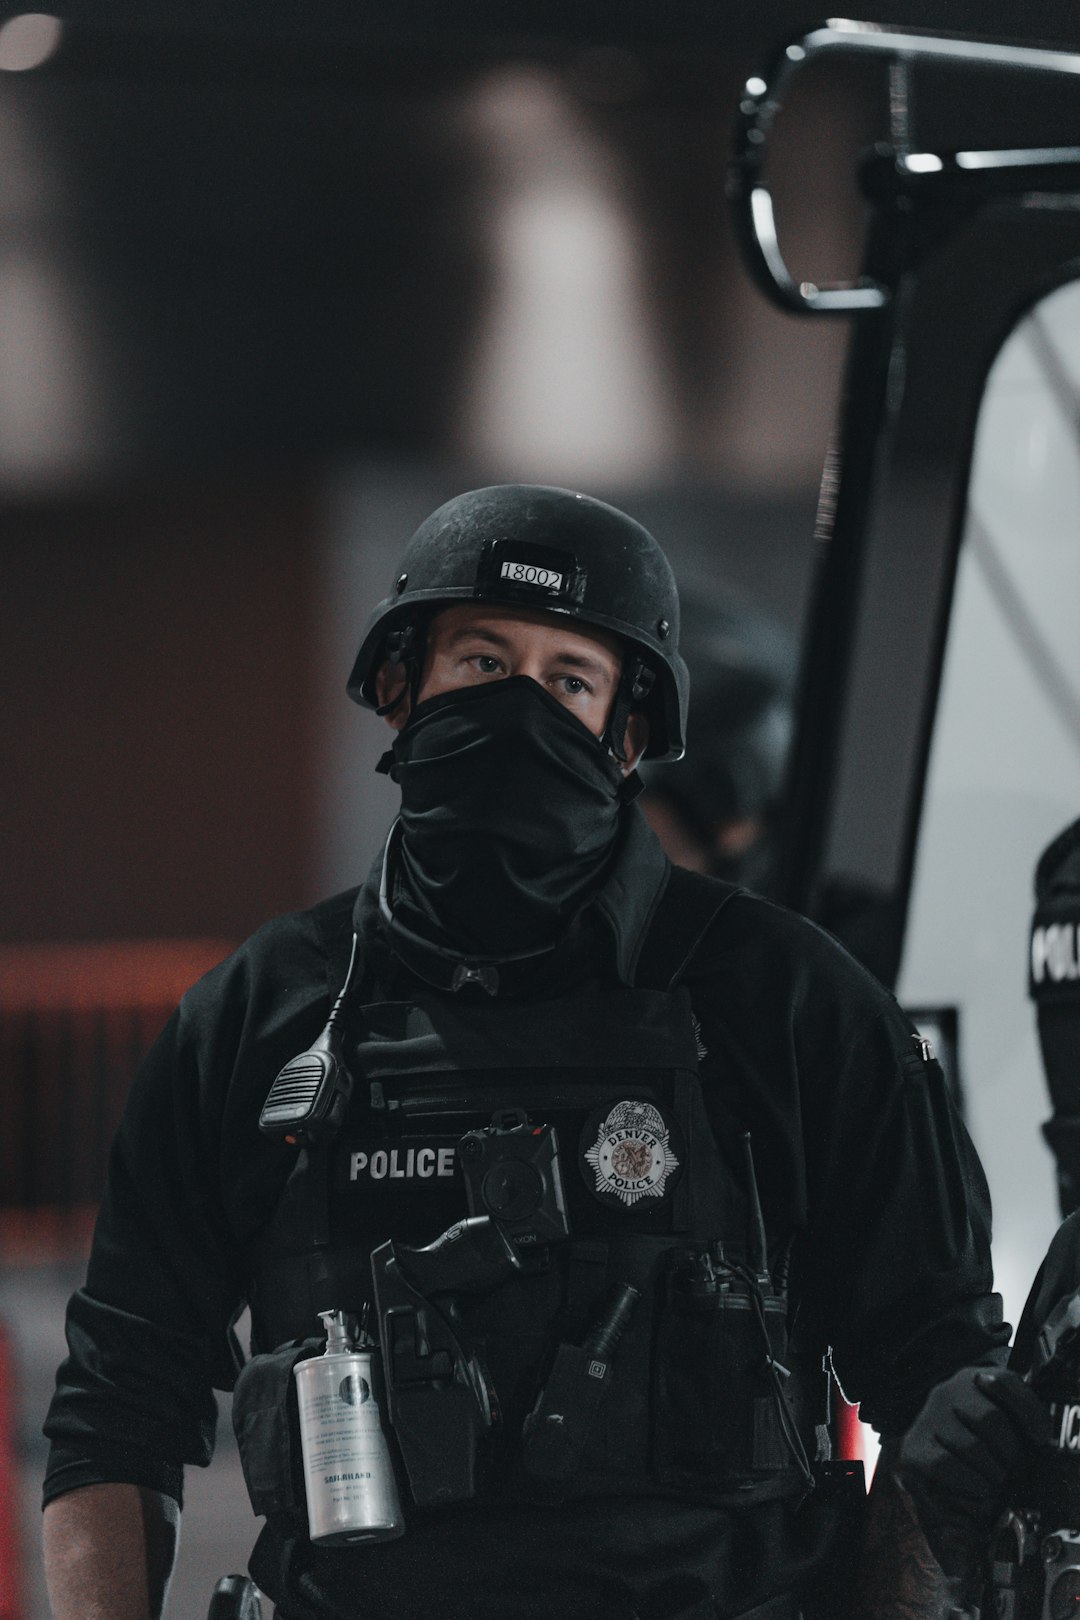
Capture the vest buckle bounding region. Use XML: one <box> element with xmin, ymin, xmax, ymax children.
<box><xmin>451</xmin><ymin>961</ymin><xmax>500</xmax><ymax>995</ymax></box>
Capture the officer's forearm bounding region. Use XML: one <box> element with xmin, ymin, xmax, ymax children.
<box><xmin>43</xmin><ymin>1482</ymin><xmax>180</xmax><ymax>1620</ymax></box>
<box><xmin>848</xmin><ymin>1441</ymin><xmax>960</xmax><ymax>1620</ymax></box>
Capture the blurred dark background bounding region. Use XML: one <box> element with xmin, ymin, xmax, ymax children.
<box><xmin>2</xmin><ymin>0</ymin><xmax>1074</xmax><ymax>945</ymax></box>
<box><xmin>3</xmin><ymin>0</ymin><xmax>1080</xmax><ymax>1167</ymax></box>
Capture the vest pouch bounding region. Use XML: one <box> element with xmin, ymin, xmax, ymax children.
<box><xmin>232</xmin><ymin>1338</ymin><xmax>322</xmax><ymax>1523</ymax></box>
<box><xmin>517</xmin><ymin>1253</ymin><xmax>655</xmax><ymax>1500</ymax></box>
<box><xmin>653</xmin><ymin>1256</ymin><xmax>799</xmax><ymax>1502</ymax></box>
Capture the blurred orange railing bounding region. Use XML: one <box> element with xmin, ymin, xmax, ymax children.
<box><xmin>0</xmin><ymin>939</ymin><xmax>232</xmax><ymax>1221</ymax></box>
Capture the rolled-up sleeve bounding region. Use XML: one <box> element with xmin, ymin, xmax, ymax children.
<box><xmin>43</xmin><ymin>1003</ymin><xmax>244</xmax><ymax>1507</ymax></box>
<box><xmin>43</xmin><ymin>909</ymin><xmax>333</xmax><ymax>1507</ymax></box>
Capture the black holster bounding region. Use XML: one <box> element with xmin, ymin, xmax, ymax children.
<box><xmin>232</xmin><ymin>1338</ymin><xmax>322</xmax><ymax>1524</ymax></box>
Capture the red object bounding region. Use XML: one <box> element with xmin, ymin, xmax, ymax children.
<box><xmin>835</xmin><ymin>1397</ymin><xmax>864</xmax><ymax>1462</ymax></box>
<box><xmin>0</xmin><ymin>938</ymin><xmax>233</xmax><ymax>1014</ymax></box>
<box><xmin>0</xmin><ymin>1319</ymin><xmax>24</xmax><ymax>1620</ymax></box>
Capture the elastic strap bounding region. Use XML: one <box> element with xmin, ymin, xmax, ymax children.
<box><xmin>605</xmin><ymin>656</ymin><xmax>654</xmax><ymax>765</ymax></box>
<box><xmin>374</xmin><ymin>621</ymin><xmax>424</xmax><ymax>718</ymax></box>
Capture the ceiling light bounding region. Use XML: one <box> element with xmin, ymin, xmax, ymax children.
<box><xmin>0</xmin><ymin>13</ymin><xmax>63</xmax><ymax>72</ymax></box>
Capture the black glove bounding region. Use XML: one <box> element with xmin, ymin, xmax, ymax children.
<box><xmin>894</xmin><ymin>1366</ymin><xmax>1051</xmax><ymax>1582</ymax></box>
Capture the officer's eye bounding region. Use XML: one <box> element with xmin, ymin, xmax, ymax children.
<box><xmin>473</xmin><ymin>655</ymin><xmax>501</xmax><ymax>674</ymax></box>
<box><xmin>559</xmin><ymin>675</ymin><xmax>587</xmax><ymax>696</ymax></box>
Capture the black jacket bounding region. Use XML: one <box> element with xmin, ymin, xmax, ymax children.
<box><xmin>44</xmin><ymin>809</ymin><xmax>1008</xmax><ymax>1618</ymax></box>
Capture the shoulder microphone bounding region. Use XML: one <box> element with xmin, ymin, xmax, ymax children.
<box><xmin>259</xmin><ymin>935</ymin><xmax>360</xmax><ymax>1144</ymax></box>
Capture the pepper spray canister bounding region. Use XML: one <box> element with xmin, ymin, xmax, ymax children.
<box><xmin>293</xmin><ymin>1309</ymin><xmax>405</xmax><ymax>1544</ymax></box>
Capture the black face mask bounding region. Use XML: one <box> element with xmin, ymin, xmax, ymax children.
<box><xmin>383</xmin><ymin>676</ymin><xmax>630</xmax><ymax>960</ymax></box>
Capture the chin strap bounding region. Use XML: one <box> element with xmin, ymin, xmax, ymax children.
<box><xmin>605</xmin><ymin>656</ymin><xmax>654</xmax><ymax>766</ymax></box>
<box><xmin>375</xmin><ymin>622</ymin><xmax>424</xmax><ymax>718</ymax></box>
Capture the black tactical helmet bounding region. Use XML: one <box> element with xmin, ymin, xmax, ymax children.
<box><xmin>347</xmin><ymin>484</ymin><xmax>688</xmax><ymax>760</ymax></box>
<box><xmin>641</xmin><ymin>590</ymin><xmax>794</xmax><ymax>832</ymax></box>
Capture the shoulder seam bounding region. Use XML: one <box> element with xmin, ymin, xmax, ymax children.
<box><xmin>635</xmin><ymin>867</ymin><xmax>743</xmax><ymax>991</ymax></box>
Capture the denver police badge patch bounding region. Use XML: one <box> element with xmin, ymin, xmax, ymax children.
<box><xmin>582</xmin><ymin>1099</ymin><xmax>680</xmax><ymax>1210</ymax></box>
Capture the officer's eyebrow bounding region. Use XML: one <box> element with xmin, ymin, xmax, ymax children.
<box><xmin>445</xmin><ymin>624</ymin><xmax>619</xmax><ymax>682</ymax></box>
<box><xmin>551</xmin><ymin>651</ymin><xmax>619</xmax><ymax>685</ymax></box>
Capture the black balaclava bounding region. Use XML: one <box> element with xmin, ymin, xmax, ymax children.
<box><xmin>382</xmin><ymin>676</ymin><xmax>630</xmax><ymax>963</ymax></box>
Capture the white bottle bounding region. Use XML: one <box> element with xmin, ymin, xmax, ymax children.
<box><xmin>293</xmin><ymin>1309</ymin><xmax>405</xmax><ymax>1544</ymax></box>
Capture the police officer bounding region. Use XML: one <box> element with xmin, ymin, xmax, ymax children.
<box><xmin>44</xmin><ymin>485</ymin><xmax>1010</xmax><ymax>1620</ymax></box>
<box><xmin>638</xmin><ymin>589</ymin><xmax>795</xmax><ymax>895</ymax></box>
<box><xmin>889</xmin><ymin>817</ymin><xmax>1080</xmax><ymax>1612</ymax></box>
<box><xmin>1029</xmin><ymin>815</ymin><xmax>1080</xmax><ymax>1218</ymax></box>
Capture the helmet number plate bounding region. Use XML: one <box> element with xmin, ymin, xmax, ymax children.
<box><xmin>500</xmin><ymin>559</ymin><xmax>564</xmax><ymax>592</ymax></box>
<box><xmin>476</xmin><ymin>537</ymin><xmax>586</xmax><ymax>605</ymax></box>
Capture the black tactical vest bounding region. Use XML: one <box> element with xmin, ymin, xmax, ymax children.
<box><xmin>242</xmin><ymin>873</ymin><xmax>816</xmax><ymax>1516</ymax></box>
